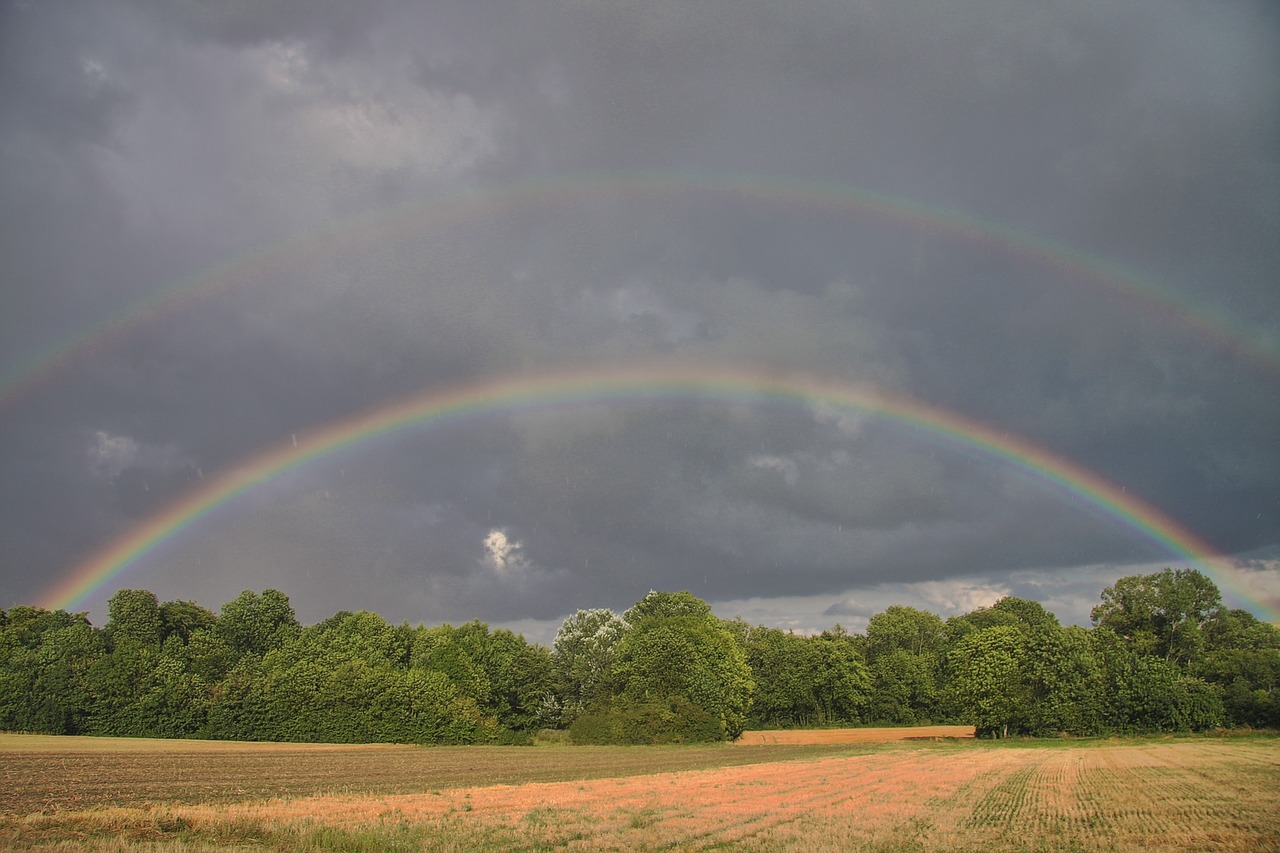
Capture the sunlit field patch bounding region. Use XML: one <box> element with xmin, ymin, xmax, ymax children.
<box><xmin>1</xmin><ymin>733</ymin><xmax>1276</xmax><ymax>851</ymax></box>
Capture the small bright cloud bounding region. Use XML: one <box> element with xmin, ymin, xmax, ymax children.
<box><xmin>251</xmin><ymin>39</ymin><xmax>498</xmax><ymax>178</ymax></box>
<box><xmin>748</xmin><ymin>454</ymin><xmax>800</xmax><ymax>486</ymax></box>
<box><xmin>87</xmin><ymin>431</ymin><xmax>141</xmax><ymax>479</ymax></box>
<box><xmin>809</xmin><ymin>401</ymin><xmax>866</xmax><ymax>437</ymax></box>
<box><xmin>86</xmin><ymin>430</ymin><xmax>194</xmax><ymax>480</ymax></box>
<box><xmin>911</xmin><ymin>580</ymin><xmax>1010</xmax><ymax>614</ymax></box>
<box><xmin>482</xmin><ymin>528</ymin><xmax>529</xmax><ymax>574</ymax></box>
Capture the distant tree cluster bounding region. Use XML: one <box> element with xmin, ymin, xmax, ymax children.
<box><xmin>1</xmin><ymin>569</ymin><xmax>1276</xmax><ymax>744</ymax></box>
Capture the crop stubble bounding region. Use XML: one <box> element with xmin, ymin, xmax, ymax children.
<box><xmin>1</xmin><ymin>734</ymin><xmax>1277</xmax><ymax>851</ymax></box>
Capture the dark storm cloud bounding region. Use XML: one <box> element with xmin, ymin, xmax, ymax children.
<box><xmin>1</xmin><ymin>0</ymin><xmax>1276</xmax><ymax>631</ymax></box>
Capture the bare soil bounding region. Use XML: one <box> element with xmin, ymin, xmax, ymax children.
<box><xmin>2</xmin><ymin>732</ymin><xmax>1276</xmax><ymax>851</ymax></box>
<box><xmin>735</xmin><ymin>724</ymin><xmax>975</xmax><ymax>744</ymax></box>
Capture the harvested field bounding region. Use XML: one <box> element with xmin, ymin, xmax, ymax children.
<box><xmin>0</xmin><ymin>733</ymin><xmax>854</xmax><ymax>812</ymax></box>
<box><xmin>735</xmin><ymin>725</ymin><xmax>975</xmax><ymax>744</ymax></box>
<box><xmin>1</xmin><ymin>734</ymin><xmax>1276</xmax><ymax>851</ymax></box>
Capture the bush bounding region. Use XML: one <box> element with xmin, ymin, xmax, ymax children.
<box><xmin>568</xmin><ymin>698</ymin><xmax>723</xmax><ymax>744</ymax></box>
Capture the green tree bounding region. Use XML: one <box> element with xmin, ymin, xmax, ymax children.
<box><xmin>86</xmin><ymin>640</ymin><xmax>204</xmax><ymax>737</ymax></box>
<box><xmin>864</xmin><ymin>606</ymin><xmax>946</xmax><ymax>724</ymax></box>
<box><xmin>946</xmin><ymin>625</ymin><xmax>1030</xmax><ymax>738</ymax></box>
<box><xmin>448</xmin><ymin>620</ymin><xmax>552</xmax><ymax>733</ymax></box>
<box><xmin>216</xmin><ymin>589</ymin><xmax>300</xmax><ymax>659</ymax></box>
<box><xmin>741</xmin><ymin>626</ymin><xmax>870</xmax><ymax>728</ymax></box>
<box><xmin>1091</xmin><ymin>568</ymin><xmax>1222</xmax><ymax>665</ymax></box>
<box><xmin>740</xmin><ymin>625</ymin><xmax>818</xmax><ymax>728</ymax></box>
<box><xmin>612</xmin><ymin>591</ymin><xmax>753</xmax><ymax>740</ymax></box>
<box><xmin>105</xmin><ymin>589</ymin><xmax>162</xmax><ymax>649</ymax></box>
<box><xmin>624</xmin><ymin>589</ymin><xmax>714</xmax><ymax>623</ymax></box>
<box><xmin>236</xmin><ymin>611</ymin><xmax>499</xmax><ymax>744</ymax></box>
<box><xmin>1022</xmin><ymin>625</ymin><xmax>1104</xmax><ymax>735</ymax></box>
<box><xmin>551</xmin><ymin>608</ymin><xmax>626</xmax><ymax>724</ymax></box>
<box><xmin>991</xmin><ymin>596</ymin><xmax>1060</xmax><ymax>629</ymax></box>
<box><xmin>411</xmin><ymin>624</ymin><xmax>491</xmax><ymax>708</ymax></box>
<box><xmin>158</xmin><ymin>599</ymin><xmax>218</xmax><ymax>644</ymax></box>
<box><xmin>1092</xmin><ymin>627</ymin><xmax>1224</xmax><ymax>732</ymax></box>
<box><xmin>0</xmin><ymin>608</ymin><xmax>103</xmax><ymax>734</ymax></box>
<box><xmin>1192</xmin><ymin>609</ymin><xmax>1280</xmax><ymax>727</ymax></box>
<box><xmin>808</xmin><ymin>633</ymin><xmax>871</xmax><ymax>725</ymax></box>
<box><xmin>865</xmin><ymin>606</ymin><xmax>946</xmax><ymax>660</ymax></box>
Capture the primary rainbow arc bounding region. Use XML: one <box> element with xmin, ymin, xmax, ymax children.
<box><xmin>36</xmin><ymin>365</ymin><xmax>1275</xmax><ymax>620</ymax></box>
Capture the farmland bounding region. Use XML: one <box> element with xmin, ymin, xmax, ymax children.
<box><xmin>2</xmin><ymin>731</ymin><xmax>1277</xmax><ymax>851</ymax></box>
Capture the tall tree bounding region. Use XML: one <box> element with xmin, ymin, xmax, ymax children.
<box><xmin>612</xmin><ymin>591</ymin><xmax>753</xmax><ymax>740</ymax></box>
<box><xmin>106</xmin><ymin>589</ymin><xmax>162</xmax><ymax>649</ymax></box>
<box><xmin>946</xmin><ymin>625</ymin><xmax>1030</xmax><ymax>738</ymax></box>
<box><xmin>551</xmin><ymin>608</ymin><xmax>625</xmax><ymax>723</ymax></box>
<box><xmin>864</xmin><ymin>606</ymin><xmax>946</xmax><ymax>724</ymax></box>
<box><xmin>0</xmin><ymin>608</ymin><xmax>102</xmax><ymax>734</ymax></box>
<box><xmin>216</xmin><ymin>589</ymin><xmax>300</xmax><ymax>658</ymax></box>
<box><xmin>1091</xmin><ymin>568</ymin><xmax>1222</xmax><ymax>665</ymax></box>
<box><xmin>158</xmin><ymin>599</ymin><xmax>218</xmax><ymax>644</ymax></box>
<box><xmin>1193</xmin><ymin>609</ymin><xmax>1280</xmax><ymax>727</ymax></box>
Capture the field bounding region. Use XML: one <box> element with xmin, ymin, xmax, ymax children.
<box><xmin>2</xmin><ymin>731</ymin><xmax>1277</xmax><ymax>851</ymax></box>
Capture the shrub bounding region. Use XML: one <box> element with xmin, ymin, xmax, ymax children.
<box><xmin>568</xmin><ymin>697</ymin><xmax>723</xmax><ymax>744</ymax></box>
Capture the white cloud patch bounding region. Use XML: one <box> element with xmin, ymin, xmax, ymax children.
<box><xmin>86</xmin><ymin>430</ymin><xmax>192</xmax><ymax>480</ymax></box>
<box><xmin>581</xmin><ymin>282</ymin><xmax>707</xmax><ymax>345</ymax></box>
<box><xmin>482</xmin><ymin>527</ymin><xmax>529</xmax><ymax>574</ymax></box>
<box><xmin>256</xmin><ymin>40</ymin><xmax>497</xmax><ymax>177</ymax></box>
<box><xmin>821</xmin><ymin>579</ymin><xmax>1009</xmax><ymax>627</ymax></box>
<box><xmin>809</xmin><ymin>400</ymin><xmax>869</xmax><ymax>438</ymax></box>
<box><xmin>748</xmin><ymin>454</ymin><xmax>799</xmax><ymax>486</ymax></box>
<box><xmin>747</xmin><ymin>449</ymin><xmax>852</xmax><ymax>488</ymax></box>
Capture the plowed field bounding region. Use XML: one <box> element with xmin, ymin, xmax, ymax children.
<box><xmin>2</xmin><ymin>734</ymin><xmax>1276</xmax><ymax>851</ymax></box>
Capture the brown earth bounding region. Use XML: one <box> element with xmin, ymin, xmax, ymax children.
<box><xmin>3</xmin><ymin>736</ymin><xmax>1277</xmax><ymax>851</ymax></box>
<box><xmin>735</xmin><ymin>725</ymin><xmax>975</xmax><ymax>744</ymax></box>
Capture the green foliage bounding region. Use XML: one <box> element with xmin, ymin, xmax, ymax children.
<box><xmin>866</xmin><ymin>606</ymin><xmax>947</xmax><ymax>660</ymax></box>
<box><xmin>613</xmin><ymin>592</ymin><xmax>753</xmax><ymax>740</ymax></box>
<box><xmin>1194</xmin><ymin>609</ymin><xmax>1280</xmax><ymax>727</ymax></box>
<box><xmin>0</xmin><ymin>608</ymin><xmax>102</xmax><ymax>734</ymax></box>
<box><xmin>158</xmin><ymin>599</ymin><xmax>218</xmax><ymax>644</ymax></box>
<box><xmin>1022</xmin><ymin>625</ymin><xmax>1105</xmax><ymax>735</ymax></box>
<box><xmin>1091</xmin><ymin>568</ymin><xmax>1222</xmax><ymax>665</ymax></box>
<box><xmin>0</xmin><ymin>571</ymin><xmax>1265</xmax><ymax>745</ymax></box>
<box><xmin>623</xmin><ymin>589</ymin><xmax>714</xmax><ymax>624</ymax></box>
<box><xmin>946</xmin><ymin>625</ymin><xmax>1030</xmax><ymax>737</ymax></box>
<box><xmin>106</xmin><ymin>589</ymin><xmax>162</xmax><ymax>649</ymax></box>
<box><xmin>216</xmin><ymin>589</ymin><xmax>301</xmax><ymax>658</ymax></box>
<box><xmin>568</xmin><ymin>696</ymin><xmax>722</xmax><ymax>744</ymax></box>
<box><xmin>864</xmin><ymin>606</ymin><xmax>947</xmax><ymax>724</ymax></box>
<box><xmin>742</xmin><ymin>626</ymin><xmax>870</xmax><ymax>728</ymax></box>
<box><xmin>867</xmin><ymin>647</ymin><xmax>939</xmax><ymax>725</ymax></box>
<box><xmin>1092</xmin><ymin>627</ymin><xmax>1225</xmax><ymax>732</ymax></box>
<box><xmin>551</xmin><ymin>608</ymin><xmax>625</xmax><ymax>724</ymax></box>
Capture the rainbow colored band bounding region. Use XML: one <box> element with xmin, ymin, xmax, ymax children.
<box><xmin>5</xmin><ymin>173</ymin><xmax>1276</xmax><ymax>411</ymax></box>
<box><xmin>37</xmin><ymin>365</ymin><xmax>1274</xmax><ymax>619</ymax></box>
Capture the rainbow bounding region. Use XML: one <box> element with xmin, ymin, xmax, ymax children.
<box><xmin>37</xmin><ymin>364</ymin><xmax>1276</xmax><ymax>619</ymax></box>
<box><xmin>4</xmin><ymin>172</ymin><xmax>1276</xmax><ymax>409</ymax></box>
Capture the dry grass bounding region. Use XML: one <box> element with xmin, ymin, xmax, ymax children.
<box><xmin>1</xmin><ymin>733</ymin><xmax>1276</xmax><ymax>851</ymax></box>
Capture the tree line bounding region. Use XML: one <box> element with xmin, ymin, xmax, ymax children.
<box><xmin>1</xmin><ymin>569</ymin><xmax>1276</xmax><ymax>743</ymax></box>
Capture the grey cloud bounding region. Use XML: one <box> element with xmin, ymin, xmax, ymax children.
<box><xmin>2</xmin><ymin>0</ymin><xmax>1276</xmax><ymax>626</ymax></box>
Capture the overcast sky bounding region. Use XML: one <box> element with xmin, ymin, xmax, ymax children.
<box><xmin>2</xmin><ymin>0</ymin><xmax>1277</xmax><ymax>641</ymax></box>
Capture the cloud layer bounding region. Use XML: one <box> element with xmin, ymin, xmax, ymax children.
<box><xmin>2</xmin><ymin>0</ymin><xmax>1277</xmax><ymax>637</ymax></box>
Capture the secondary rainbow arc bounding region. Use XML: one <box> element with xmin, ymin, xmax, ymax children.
<box><xmin>36</xmin><ymin>365</ymin><xmax>1275</xmax><ymax>619</ymax></box>
<box><xmin>4</xmin><ymin>172</ymin><xmax>1276</xmax><ymax>411</ymax></box>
